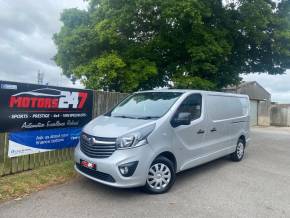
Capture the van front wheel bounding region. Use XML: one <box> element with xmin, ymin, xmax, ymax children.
<box><xmin>143</xmin><ymin>156</ymin><xmax>176</xmax><ymax>194</ymax></box>
<box><xmin>231</xmin><ymin>139</ymin><xmax>245</xmax><ymax>161</ymax></box>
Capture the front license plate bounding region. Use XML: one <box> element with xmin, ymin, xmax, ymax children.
<box><xmin>80</xmin><ymin>159</ymin><xmax>96</xmax><ymax>170</ymax></box>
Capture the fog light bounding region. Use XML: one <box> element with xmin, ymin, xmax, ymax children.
<box><xmin>120</xmin><ymin>166</ymin><xmax>129</xmax><ymax>175</ymax></box>
<box><xmin>118</xmin><ymin>161</ymin><xmax>138</xmax><ymax>177</ymax></box>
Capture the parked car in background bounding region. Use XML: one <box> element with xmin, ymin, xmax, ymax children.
<box><xmin>74</xmin><ymin>89</ymin><xmax>250</xmax><ymax>194</ymax></box>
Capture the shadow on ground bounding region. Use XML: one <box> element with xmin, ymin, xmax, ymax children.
<box><xmin>75</xmin><ymin>155</ymin><xmax>233</xmax><ymax>196</ymax></box>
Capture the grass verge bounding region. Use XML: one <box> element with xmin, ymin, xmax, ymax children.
<box><xmin>0</xmin><ymin>160</ymin><xmax>77</xmax><ymax>202</ymax></box>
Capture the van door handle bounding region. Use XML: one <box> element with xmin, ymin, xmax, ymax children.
<box><xmin>210</xmin><ymin>128</ymin><xmax>217</xmax><ymax>132</ymax></box>
<box><xmin>197</xmin><ymin>129</ymin><xmax>205</xmax><ymax>134</ymax></box>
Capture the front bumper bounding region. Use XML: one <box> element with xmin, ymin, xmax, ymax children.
<box><xmin>74</xmin><ymin>144</ymin><xmax>154</xmax><ymax>188</ymax></box>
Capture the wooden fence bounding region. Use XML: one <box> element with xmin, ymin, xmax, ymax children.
<box><xmin>0</xmin><ymin>91</ymin><xmax>128</xmax><ymax>176</ymax></box>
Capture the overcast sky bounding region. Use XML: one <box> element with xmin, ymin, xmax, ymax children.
<box><xmin>0</xmin><ymin>0</ymin><xmax>87</xmax><ymax>88</ymax></box>
<box><xmin>0</xmin><ymin>0</ymin><xmax>289</xmax><ymax>103</ymax></box>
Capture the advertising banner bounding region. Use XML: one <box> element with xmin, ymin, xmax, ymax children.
<box><xmin>0</xmin><ymin>80</ymin><xmax>93</xmax><ymax>132</ymax></box>
<box><xmin>8</xmin><ymin>128</ymin><xmax>81</xmax><ymax>157</ymax></box>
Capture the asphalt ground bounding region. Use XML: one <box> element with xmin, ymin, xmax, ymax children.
<box><xmin>0</xmin><ymin>127</ymin><xmax>290</xmax><ymax>218</ymax></box>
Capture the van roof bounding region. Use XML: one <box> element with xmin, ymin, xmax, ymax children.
<box><xmin>136</xmin><ymin>89</ymin><xmax>249</xmax><ymax>98</ymax></box>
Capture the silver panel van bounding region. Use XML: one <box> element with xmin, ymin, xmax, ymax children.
<box><xmin>74</xmin><ymin>90</ymin><xmax>250</xmax><ymax>194</ymax></box>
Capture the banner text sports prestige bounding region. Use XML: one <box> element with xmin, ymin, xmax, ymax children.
<box><xmin>0</xmin><ymin>81</ymin><xmax>93</xmax><ymax>132</ymax></box>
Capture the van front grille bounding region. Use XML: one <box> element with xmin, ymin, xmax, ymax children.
<box><xmin>80</xmin><ymin>132</ymin><xmax>117</xmax><ymax>158</ymax></box>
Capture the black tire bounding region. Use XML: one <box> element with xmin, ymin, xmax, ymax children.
<box><xmin>142</xmin><ymin>156</ymin><xmax>176</xmax><ymax>194</ymax></box>
<box><xmin>231</xmin><ymin>138</ymin><xmax>245</xmax><ymax>162</ymax></box>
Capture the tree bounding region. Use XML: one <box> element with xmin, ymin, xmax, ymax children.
<box><xmin>53</xmin><ymin>0</ymin><xmax>290</xmax><ymax>92</ymax></box>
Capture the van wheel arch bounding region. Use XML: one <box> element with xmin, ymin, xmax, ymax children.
<box><xmin>155</xmin><ymin>151</ymin><xmax>177</xmax><ymax>172</ymax></box>
<box><xmin>239</xmin><ymin>135</ymin><xmax>246</xmax><ymax>147</ymax></box>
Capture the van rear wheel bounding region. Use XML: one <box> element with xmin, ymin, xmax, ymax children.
<box><xmin>231</xmin><ymin>139</ymin><xmax>245</xmax><ymax>161</ymax></box>
<box><xmin>143</xmin><ymin>156</ymin><xmax>175</xmax><ymax>194</ymax></box>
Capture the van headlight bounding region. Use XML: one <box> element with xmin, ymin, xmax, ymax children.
<box><xmin>116</xmin><ymin>123</ymin><xmax>156</xmax><ymax>149</ymax></box>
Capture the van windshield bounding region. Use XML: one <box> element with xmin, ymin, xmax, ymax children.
<box><xmin>109</xmin><ymin>92</ymin><xmax>183</xmax><ymax>119</ymax></box>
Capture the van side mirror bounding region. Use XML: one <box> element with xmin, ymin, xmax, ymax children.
<box><xmin>171</xmin><ymin>112</ymin><xmax>191</xmax><ymax>127</ymax></box>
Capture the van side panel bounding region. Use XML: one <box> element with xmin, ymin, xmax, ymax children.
<box><xmin>205</xmin><ymin>95</ymin><xmax>236</xmax><ymax>153</ymax></box>
<box><xmin>228</xmin><ymin>97</ymin><xmax>250</xmax><ymax>146</ymax></box>
<box><xmin>206</xmin><ymin>94</ymin><xmax>250</xmax><ymax>148</ymax></box>
<box><xmin>178</xmin><ymin>93</ymin><xmax>250</xmax><ymax>171</ymax></box>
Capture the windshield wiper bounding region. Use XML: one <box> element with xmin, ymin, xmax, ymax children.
<box><xmin>112</xmin><ymin>115</ymin><xmax>137</xmax><ymax>119</ymax></box>
<box><xmin>136</xmin><ymin>116</ymin><xmax>160</xmax><ymax>120</ymax></box>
